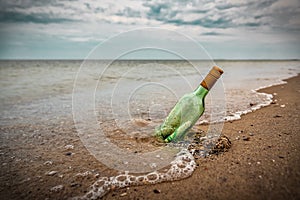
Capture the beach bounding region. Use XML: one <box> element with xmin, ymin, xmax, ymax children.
<box><xmin>1</xmin><ymin>69</ymin><xmax>299</xmax><ymax>199</ymax></box>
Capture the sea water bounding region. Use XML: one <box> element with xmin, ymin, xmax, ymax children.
<box><xmin>0</xmin><ymin>60</ymin><xmax>299</xmax><ymax>126</ymax></box>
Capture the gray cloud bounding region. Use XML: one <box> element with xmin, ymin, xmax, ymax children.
<box><xmin>166</xmin><ymin>18</ymin><xmax>233</xmax><ymax>28</ymax></box>
<box><xmin>0</xmin><ymin>0</ymin><xmax>77</xmax><ymax>24</ymax></box>
<box><xmin>215</xmin><ymin>4</ymin><xmax>237</xmax><ymax>10</ymax></box>
<box><xmin>256</xmin><ymin>0</ymin><xmax>278</xmax><ymax>9</ymax></box>
<box><xmin>0</xmin><ymin>0</ymin><xmax>68</xmax><ymax>12</ymax></box>
<box><xmin>201</xmin><ymin>31</ymin><xmax>226</xmax><ymax>36</ymax></box>
<box><xmin>0</xmin><ymin>10</ymin><xmax>76</xmax><ymax>24</ymax></box>
<box><xmin>0</xmin><ymin>0</ymin><xmax>299</xmax><ymax>45</ymax></box>
<box><xmin>116</xmin><ymin>7</ymin><xmax>141</xmax><ymax>18</ymax></box>
<box><xmin>0</xmin><ymin>0</ymin><xmax>298</xmax><ymax>31</ymax></box>
<box><xmin>141</xmin><ymin>0</ymin><xmax>273</xmax><ymax>29</ymax></box>
<box><xmin>143</xmin><ymin>1</ymin><xmax>177</xmax><ymax>22</ymax></box>
<box><xmin>139</xmin><ymin>0</ymin><xmax>299</xmax><ymax>32</ymax></box>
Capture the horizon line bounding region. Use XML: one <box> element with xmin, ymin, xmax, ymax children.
<box><xmin>0</xmin><ymin>58</ymin><xmax>299</xmax><ymax>61</ymax></box>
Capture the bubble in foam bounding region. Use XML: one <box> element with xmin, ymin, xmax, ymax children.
<box><xmin>72</xmin><ymin>149</ymin><xmax>196</xmax><ymax>200</ymax></box>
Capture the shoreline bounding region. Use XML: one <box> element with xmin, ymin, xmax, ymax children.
<box><xmin>222</xmin><ymin>73</ymin><xmax>299</xmax><ymax>122</ymax></box>
<box><xmin>1</xmin><ymin>75</ymin><xmax>299</xmax><ymax>199</ymax></box>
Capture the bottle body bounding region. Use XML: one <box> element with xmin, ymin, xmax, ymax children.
<box><xmin>155</xmin><ymin>86</ymin><xmax>208</xmax><ymax>142</ymax></box>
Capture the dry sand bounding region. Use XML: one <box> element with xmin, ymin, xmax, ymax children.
<box><xmin>0</xmin><ymin>75</ymin><xmax>299</xmax><ymax>200</ymax></box>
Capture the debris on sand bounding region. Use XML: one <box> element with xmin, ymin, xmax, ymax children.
<box><xmin>50</xmin><ymin>185</ymin><xmax>64</xmax><ymax>192</ymax></box>
<box><xmin>188</xmin><ymin>131</ymin><xmax>232</xmax><ymax>158</ymax></box>
<box><xmin>46</xmin><ymin>171</ymin><xmax>58</xmax><ymax>176</ymax></box>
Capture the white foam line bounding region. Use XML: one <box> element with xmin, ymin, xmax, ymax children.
<box><xmin>72</xmin><ymin>149</ymin><xmax>196</xmax><ymax>200</ymax></box>
<box><xmin>223</xmin><ymin>72</ymin><xmax>299</xmax><ymax>122</ymax></box>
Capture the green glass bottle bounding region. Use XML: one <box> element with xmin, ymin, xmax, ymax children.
<box><xmin>155</xmin><ymin>66</ymin><xmax>223</xmax><ymax>142</ymax></box>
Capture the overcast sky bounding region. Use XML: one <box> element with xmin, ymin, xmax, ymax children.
<box><xmin>0</xmin><ymin>0</ymin><xmax>299</xmax><ymax>59</ymax></box>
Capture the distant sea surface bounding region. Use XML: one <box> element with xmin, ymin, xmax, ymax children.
<box><xmin>0</xmin><ymin>60</ymin><xmax>299</xmax><ymax>128</ymax></box>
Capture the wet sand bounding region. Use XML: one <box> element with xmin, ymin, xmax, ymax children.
<box><xmin>1</xmin><ymin>75</ymin><xmax>299</xmax><ymax>200</ymax></box>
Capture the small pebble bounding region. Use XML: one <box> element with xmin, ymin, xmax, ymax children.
<box><xmin>19</xmin><ymin>178</ymin><xmax>31</xmax><ymax>184</ymax></box>
<box><xmin>64</xmin><ymin>144</ymin><xmax>74</xmax><ymax>150</ymax></box>
<box><xmin>242</xmin><ymin>136</ymin><xmax>250</xmax><ymax>141</ymax></box>
<box><xmin>153</xmin><ymin>189</ymin><xmax>161</xmax><ymax>193</ymax></box>
<box><xmin>44</xmin><ymin>161</ymin><xmax>53</xmax><ymax>165</ymax></box>
<box><xmin>258</xmin><ymin>175</ymin><xmax>262</xmax><ymax>179</ymax></box>
<box><xmin>50</xmin><ymin>185</ymin><xmax>64</xmax><ymax>192</ymax></box>
<box><xmin>75</xmin><ymin>171</ymin><xmax>91</xmax><ymax>177</ymax></box>
<box><xmin>47</xmin><ymin>171</ymin><xmax>58</xmax><ymax>176</ymax></box>
<box><xmin>65</xmin><ymin>152</ymin><xmax>72</xmax><ymax>156</ymax></box>
<box><xmin>280</xmin><ymin>104</ymin><xmax>285</xmax><ymax>108</ymax></box>
<box><xmin>120</xmin><ymin>192</ymin><xmax>127</xmax><ymax>197</ymax></box>
<box><xmin>257</xmin><ymin>161</ymin><xmax>261</xmax><ymax>165</ymax></box>
<box><xmin>70</xmin><ymin>183</ymin><xmax>81</xmax><ymax>187</ymax></box>
<box><xmin>249</xmin><ymin>133</ymin><xmax>254</xmax><ymax>136</ymax></box>
<box><xmin>278</xmin><ymin>155</ymin><xmax>284</xmax><ymax>159</ymax></box>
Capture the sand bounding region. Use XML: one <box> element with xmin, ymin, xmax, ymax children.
<box><xmin>0</xmin><ymin>75</ymin><xmax>299</xmax><ymax>200</ymax></box>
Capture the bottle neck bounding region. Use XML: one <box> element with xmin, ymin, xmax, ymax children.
<box><xmin>193</xmin><ymin>84</ymin><xmax>209</xmax><ymax>98</ymax></box>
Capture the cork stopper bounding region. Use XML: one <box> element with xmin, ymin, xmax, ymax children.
<box><xmin>200</xmin><ymin>66</ymin><xmax>223</xmax><ymax>90</ymax></box>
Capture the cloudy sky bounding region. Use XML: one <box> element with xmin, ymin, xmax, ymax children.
<box><xmin>0</xmin><ymin>0</ymin><xmax>299</xmax><ymax>59</ymax></box>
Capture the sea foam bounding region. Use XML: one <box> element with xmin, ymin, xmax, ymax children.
<box><xmin>72</xmin><ymin>149</ymin><xmax>196</xmax><ymax>199</ymax></box>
